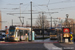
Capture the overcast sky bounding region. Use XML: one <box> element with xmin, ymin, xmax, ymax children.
<box><xmin>0</xmin><ymin>0</ymin><xmax>75</xmax><ymax>29</ymax></box>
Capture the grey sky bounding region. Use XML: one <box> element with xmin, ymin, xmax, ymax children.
<box><xmin>0</xmin><ymin>0</ymin><xmax>75</xmax><ymax>29</ymax></box>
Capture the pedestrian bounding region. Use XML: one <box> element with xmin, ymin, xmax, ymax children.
<box><xmin>25</xmin><ymin>33</ymin><xmax>28</xmax><ymax>41</ymax></box>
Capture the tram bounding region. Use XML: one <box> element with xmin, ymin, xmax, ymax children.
<box><xmin>50</xmin><ymin>28</ymin><xmax>58</xmax><ymax>40</ymax></box>
<box><xmin>8</xmin><ymin>26</ymin><xmax>31</xmax><ymax>41</ymax></box>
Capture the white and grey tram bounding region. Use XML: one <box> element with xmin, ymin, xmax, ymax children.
<box><xmin>8</xmin><ymin>26</ymin><xmax>31</xmax><ymax>41</ymax></box>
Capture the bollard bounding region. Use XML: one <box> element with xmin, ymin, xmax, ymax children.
<box><xmin>60</xmin><ymin>34</ymin><xmax>63</xmax><ymax>42</ymax></box>
<box><xmin>32</xmin><ymin>31</ymin><xmax>35</xmax><ymax>41</ymax></box>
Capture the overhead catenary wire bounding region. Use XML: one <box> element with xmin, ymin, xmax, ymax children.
<box><xmin>4</xmin><ymin>3</ymin><xmax>29</xmax><ymax>12</ymax></box>
<box><xmin>46</xmin><ymin>0</ymin><xmax>52</xmax><ymax>17</ymax></box>
<box><xmin>32</xmin><ymin>0</ymin><xmax>74</xmax><ymax>7</ymax></box>
<box><xmin>1</xmin><ymin>0</ymin><xmax>75</xmax><ymax>27</ymax></box>
<box><xmin>49</xmin><ymin>6</ymin><xmax>75</xmax><ymax>10</ymax></box>
<box><xmin>47</xmin><ymin>0</ymin><xmax>50</xmax><ymax>6</ymax></box>
<box><xmin>32</xmin><ymin>6</ymin><xmax>39</xmax><ymax>12</ymax></box>
<box><xmin>5</xmin><ymin>1</ymin><xmax>75</xmax><ymax>17</ymax></box>
<box><xmin>33</xmin><ymin>4</ymin><xmax>44</xmax><ymax>11</ymax></box>
<box><xmin>48</xmin><ymin>0</ymin><xmax>75</xmax><ymax>5</ymax></box>
<box><xmin>6</xmin><ymin>3</ymin><xmax>29</xmax><ymax>25</ymax></box>
<box><xmin>22</xmin><ymin>4</ymin><xmax>30</xmax><ymax>13</ymax></box>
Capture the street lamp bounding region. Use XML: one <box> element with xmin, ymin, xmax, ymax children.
<box><xmin>66</xmin><ymin>14</ymin><xmax>69</xmax><ymax>27</ymax></box>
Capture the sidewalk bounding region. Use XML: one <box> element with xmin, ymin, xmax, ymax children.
<box><xmin>34</xmin><ymin>38</ymin><xmax>58</xmax><ymax>43</ymax></box>
<box><xmin>57</xmin><ymin>42</ymin><xmax>75</xmax><ymax>50</ymax></box>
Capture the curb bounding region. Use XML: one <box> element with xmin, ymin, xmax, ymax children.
<box><xmin>0</xmin><ymin>41</ymin><xmax>5</xmax><ymax>42</ymax></box>
<box><xmin>65</xmin><ymin>42</ymin><xmax>74</xmax><ymax>44</ymax></box>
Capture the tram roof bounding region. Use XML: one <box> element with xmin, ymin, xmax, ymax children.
<box><xmin>9</xmin><ymin>26</ymin><xmax>31</xmax><ymax>30</ymax></box>
<box><xmin>15</xmin><ymin>27</ymin><xmax>31</xmax><ymax>30</ymax></box>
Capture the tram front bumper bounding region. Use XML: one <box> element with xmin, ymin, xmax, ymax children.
<box><xmin>8</xmin><ymin>37</ymin><xmax>14</xmax><ymax>41</ymax></box>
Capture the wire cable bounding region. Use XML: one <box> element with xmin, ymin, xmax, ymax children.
<box><xmin>22</xmin><ymin>4</ymin><xmax>30</xmax><ymax>13</ymax></box>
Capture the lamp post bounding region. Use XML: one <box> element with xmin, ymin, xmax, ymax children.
<box><xmin>30</xmin><ymin>1</ymin><xmax>32</xmax><ymax>41</ymax></box>
<box><xmin>42</xmin><ymin>12</ymin><xmax>44</xmax><ymax>40</ymax></box>
<box><xmin>51</xmin><ymin>17</ymin><xmax>52</xmax><ymax>28</ymax></box>
<box><xmin>66</xmin><ymin>14</ymin><xmax>69</xmax><ymax>27</ymax></box>
<box><xmin>12</xmin><ymin>19</ymin><xmax>13</xmax><ymax>26</ymax></box>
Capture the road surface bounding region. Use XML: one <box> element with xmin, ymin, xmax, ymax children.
<box><xmin>0</xmin><ymin>38</ymin><xmax>75</xmax><ymax>50</ymax></box>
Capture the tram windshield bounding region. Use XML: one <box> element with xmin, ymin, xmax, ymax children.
<box><xmin>9</xmin><ymin>26</ymin><xmax>15</xmax><ymax>36</ymax></box>
<box><xmin>50</xmin><ymin>28</ymin><xmax>57</xmax><ymax>35</ymax></box>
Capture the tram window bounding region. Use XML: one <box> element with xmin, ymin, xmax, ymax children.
<box><xmin>19</xmin><ymin>30</ymin><xmax>23</xmax><ymax>36</ymax></box>
<box><xmin>17</xmin><ymin>30</ymin><xmax>20</xmax><ymax>36</ymax></box>
<box><xmin>24</xmin><ymin>30</ymin><xmax>25</xmax><ymax>35</ymax></box>
<box><xmin>24</xmin><ymin>30</ymin><xmax>28</xmax><ymax>35</ymax></box>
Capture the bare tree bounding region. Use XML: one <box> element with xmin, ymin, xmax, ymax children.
<box><xmin>35</xmin><ymin>14</ymin><xmax>50</xmax><ymax>29</ymax></box>
<box><xmin>62</xmin><ymin>18</ymin><xmax>74</xmax><ymax>27</ymax></box>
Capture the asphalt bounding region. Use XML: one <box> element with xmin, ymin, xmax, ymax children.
<box><xmin>0</xmin><ymin>43</ymin><xmax>47</xmax><ymax>50</ymax></box>
<box><xmin>0</xmin><ymin>38</ymin><xmax>58</xmax><ymax>44</ymax></box>
<box><xmin>0</xmin><ymin>38</ymin><xmax>75</xmax><ymax>50</ymax></box>
<box><xmin>0</xmin><ymin>38</ymin><xmax>59</xmax><ymax>50</ymax></box>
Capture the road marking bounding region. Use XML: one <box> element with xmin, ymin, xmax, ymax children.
<box><xmin>44</xmin><ymin>43</ymin><xmax>62</xmax><ymax>50</ymax></box>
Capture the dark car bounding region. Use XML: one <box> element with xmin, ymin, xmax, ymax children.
<box><xmin>0</xmin><ymin>32</ymin><xmax>6</xmax><ymax>40</ymax></box>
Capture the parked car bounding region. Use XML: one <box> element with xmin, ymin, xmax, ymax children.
<box><xmin>0</xmin><ymin>32</ymin><xmax>6</xmax><ymax>40</ymax></box>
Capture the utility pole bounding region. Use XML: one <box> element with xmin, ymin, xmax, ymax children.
<box><xmin>28</xmin><ymin>17</ymin><xmax>59</xmax><ymax>28</ymax></box>
<box><xmin>54</xmin><ymin>20</ymin><xmax>57</xmax><ymax>28</ymax></box>
<box><xmin>42</xmin><ymin>12</ymin><xmax>44</xmax><ymax>40</ymax></box>
<box><xmin>30</xmin><ymin>1</ymin><xmax>32</xmax><ymax>41</ymax></box>
<box><xmin>48</xmin><ymin>20</ymin><xmax>58</xmax><ymax>28</ymax></box>
<box><xmin>51</xmin><ymin>17</ymin><xmax>52</xmax><ymax>28</ymax></box>
<box><xmin>50</xmin><ymin>17</ymin><xmax>58</xmax><ymax>28</ymax></box>
<box><xmin>12</xmin><ymin>19</ymin><xmax>13</xmax><ymax>26</ymax></box>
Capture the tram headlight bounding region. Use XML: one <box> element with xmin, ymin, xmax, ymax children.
<box><xmin>15</xmin><ymin>37</ymin><xmax>18</xmax><ymax>40</ymax></box>
<box><xmin>16</xmin><ymin>27</ymin><xmax>19</xmax><ymax>30</ymax></box>
<box><xmin>3</xmin><ymin>37</ymin><xmax>5</xmax><ymax>39</ymax></box>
